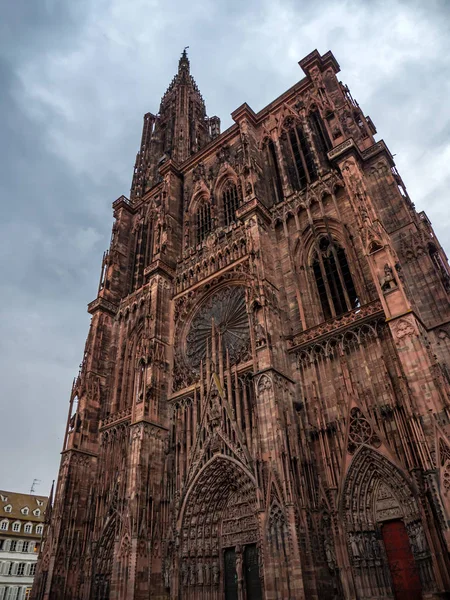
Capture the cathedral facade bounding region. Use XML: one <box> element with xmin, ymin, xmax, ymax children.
<box><xmin>32</xmin><ymin>49</ymin><xmax>450</xmax><ymax>600</ymax></box>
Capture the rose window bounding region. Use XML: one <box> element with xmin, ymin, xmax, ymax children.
<box><xmin>185</xmin><ymin>286</ymin><xmax>250</xmax><ymax>369</ymax></box>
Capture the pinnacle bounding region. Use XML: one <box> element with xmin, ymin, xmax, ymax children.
<box><xmin>178</xmin><ymin>46</ymin><xmax>190</xmax><ymax>74</ymax></box>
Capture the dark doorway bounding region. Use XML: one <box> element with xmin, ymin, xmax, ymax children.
<box><xmin>382</xmin><ymin>520</ymin><xmax>422</xmax><ymax>600</ymax></box>
<box><xmin>224</xmin><ymin>548</ymin><xmax>238</xmax><ymax>600</ymax></box>
<box><xmin>244</xmin><ymin>544</ymin><xmax>263</xmax><ymax>600</ymax></box>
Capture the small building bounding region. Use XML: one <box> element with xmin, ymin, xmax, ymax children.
<box><xmin>0</xmin><ymin>491</ymin><xmax>47</xmax><ymax>600</ymax></box>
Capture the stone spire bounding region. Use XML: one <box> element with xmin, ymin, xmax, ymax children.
<box><xmin>130</xmin><ymin>49</ymin><xmax>221</xmax><ymax>200</ymax></box>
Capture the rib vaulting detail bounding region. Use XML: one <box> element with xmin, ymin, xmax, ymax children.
<box><xmin>32</xmin><ymin>49</ymin><xmax>450</xmax><ymax>600</ymax></box>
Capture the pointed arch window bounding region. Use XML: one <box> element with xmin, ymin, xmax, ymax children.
<box><xmin>263</xmin><ymin>139</ymin><xmax>284</xmax><ymax>205</ymax></box>
<box><xmin>223</xmin><ymin>180</ymin><xmax>240</xmax><ymax>226</ymax></box>
<box><xmin>312</xmin><ymin>236</ymin><xmax>359</xmax><ymax>319</ymax></box>
<box><xmin>280</xmin><ymin>118</ymin><xmax>317</xmax><ymax>191</ymax></box>
<box><xmin>196</xmin><ymin>200</ymin><xmax>212</xmax><ymax>244</ymax></box>
<box><xmin>308</xmin><ymin>109</ymin><xmax>332</xmax><ymax>156</ymax></box>
<box><xmin>429</xmin><ymin>243</ymin><xmax>450</xmax><ymax>291</ymax></box>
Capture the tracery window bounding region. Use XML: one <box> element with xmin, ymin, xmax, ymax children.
<box><xmin>308</xmin><ymin>110</ymin><xmax>332</xmax><ymax>156</ymax></box>
<box><xmin>223</xmin><ymin>181</ymin><xmax>239</xmax><ymax>226</ymax></box>
<box><xmin>280</xmin><ymin>118</ymin><xmax>317</xmax><ymax>191</ymax></box>
<box><xmin>263</xmin><ymin>139</ymin><xmax>284</xmax><ymax>205</ymax></box>
<box><xmin>429</xmin><ymin>243</ymin><xmax>450</xmax><ymax>291</ymax></box>
<box><xmin>312</xmin><ymin>236</ymin><xmax>359</xmax><ymax>319</ymax></box>
<box><xmin>196</xmin><ymin>200</ymin><xmax>212</xmax><ymax>244</ymax></box>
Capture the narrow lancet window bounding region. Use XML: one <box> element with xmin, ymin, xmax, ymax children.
<box><xmin>264</xmin><ymin>140</ymin><xmax>284</xmax><ymax>204</ymax></box>
<box><xmin>312</xmin><ymin>236</ymin><xmax>359</xmax><ymax>319</ymax></box>
<box><xmin>196</xmin><ymin>201</ymin><xmax>212</xmax><ymax>244</ymax></box>
<box><xmin>280</xmin><ymin>118</ymin><xmax>317</xmax><ymax>191</ymax></box>
<box><xmin>223</xmin><ymin>181</ymin><xmax>240</xmax><ymax>226</ymax></box>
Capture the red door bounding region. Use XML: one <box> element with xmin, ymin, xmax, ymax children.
<box><xmin>382</xmin><ymin>520</ymin><xmax>422</xmax><ymax>600</ymax></box>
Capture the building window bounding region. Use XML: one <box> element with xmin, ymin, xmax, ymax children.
<box><xmin>9</xmin><ymin>541</ymin><xmax>17</xmax><ymax>552</ymax></box>
<box><xmin>36</xmin><ymin>500</ymin><xmax>43</xmax><ymax>507</ymax></box>
<box><xmin>308</xmin><ymin>109</ymin><xmax>332</xmax><ymax>156</ymax></box>
<box><xmin>263</xmin><ymin>139</ymin><xmax>284</xmax><ymax>205</ymax></box>
<box><xmin>4</xmin><ymin>506</ymin><xmax>12</xmax><ymax>514</ymax></box>
<box><xmin>312</xmin><ymin>236</ymin><xmax>359</xmax><ymax>320</ymax></box>
<box><xmin>196</xmin><ymin>200</ymin><xmax>212</xmax><ymax>244</ymax></box>
<box><xmin>21</xmin><ymin>542</ymin><xmax>29</xmax><ymax>553</ymax></box>
<box><xmin>8</xmin><ymin>562</ymin><xmax>14</xmax><ymax>575</ymax></box>
<box><xmin>17</xmin><ymin>564</ymin><xmax>25</xmax><ymax>576</ymax></box>
<box><xmin>32</xmin><ymin>510</ymin><xmax>40</xmax><ymax>517</ymax></box>
<box><xmin>12</xmin><ymin>523</ymin><xmax>20</xmax><ymax>533</ymax></box>
<box><xmin>29</xmin><ymin>564</ymin><xmax>36</xmax><ymax>576</ymax></box>
<box><xmin>0</xmin><ymin>521</ymin><xmax>9</xmax><ymax>530</ymax></box>
<box><xmin>36</xmin><ymin>525</ymin><xmax>43</xmax><ymax>535</ymax></box>
<box><xmin>1</xmin><ymin>587</ymin><xmax>10</xmax><ymax>600</ymax></box>
<box><xmin>24</xmin><ymin>524</ymin><xmax>32</xmax><ymax>534</ymax></box>
<box><xmin>20</xmin><ymin>508</ymin><xmax>29</xmax><ymax>516</ymax></box>
<box><xmin>223</xmin><ymin>181</ymin><xmax>240</xmax><ymax>226</ymax></box>
<box><xmin>280</xmin><ymin>117</ymin><xmax>317</xmax><ymax>191</ymax></box>
<box><xmin>429</xmin><ymin>243</ymin><xmax>450</xmax><ymax>291</ymax></box>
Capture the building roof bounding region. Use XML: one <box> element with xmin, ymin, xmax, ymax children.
<box><xmin>0</xmin><ymin>490</ymin><xmax>48</xmax><ymax>523</ymax></box>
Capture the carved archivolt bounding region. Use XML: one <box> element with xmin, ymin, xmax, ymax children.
<box><xmin>173</xmin><ymin>455</ymin><xmax>258</xmax><ymax>591</ymax></box>
<box><xmin>342</xmin><ymin>446</ymin><xmax>419</xmax><ymax>532</ymax></box>
<box><xmin>440</xmin><ymin>439</ymin><xmax>450</xmax><ymax>496</ymax></box>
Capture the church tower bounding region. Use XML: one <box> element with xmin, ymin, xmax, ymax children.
<box><xmin>32</xmin><ymin>49</ymin><xmax>450</xmax><ymax>600</ymax></box>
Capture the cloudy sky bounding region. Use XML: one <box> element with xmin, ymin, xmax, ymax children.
<box><xmin>1</xmin><ymin>0</ymin><xmax>449</xmax><ymax>496</ymax></box>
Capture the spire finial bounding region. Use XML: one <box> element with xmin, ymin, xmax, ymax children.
<box><xmin>179</xmin><ymin>46</ymin><xmax>190</xmax><ymax>74</ymax></box>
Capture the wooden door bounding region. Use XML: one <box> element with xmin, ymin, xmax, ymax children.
<box><xmin>382</xmin><ymin>520</ymin><xmax>422</xmax><ymax>600</ymax></box>
<box><xmin>224</xmin><ymin>548</ymin><xmax>238</xmax><ymax>600</ymax></box>
<box><xmin>244</xmin><ymin>544</ymin><xmax>263</xmax><ymax>600</ymax></box>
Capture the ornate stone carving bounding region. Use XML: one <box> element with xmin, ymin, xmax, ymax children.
<box><xmin>347</xmin><ymin>407</ymin><xmax>381</xmax><ymax>454</ymax></box>
<box><xmin>185</xmin><ymin>286</ymin><xmax>250</xmax><ymax>369</ymax></box>
<box><xmin>392</xmin><ymin>316</ymin><xmax>416</xmax><ymax>340</ymax></box>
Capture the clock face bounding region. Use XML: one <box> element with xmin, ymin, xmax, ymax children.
<box><xmin>185</xmin><ymin>286</ymin><xmax>250</xmax><ymax>369</ymax></box>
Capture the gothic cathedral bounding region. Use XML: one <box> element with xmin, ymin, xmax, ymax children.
<box><xmin>32</xmin><ymin>49</ymin><xmax>450</xmax><ymax>600</ymax></box>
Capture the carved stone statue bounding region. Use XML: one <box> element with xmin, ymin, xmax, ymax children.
<box><xmin>189</xmin><ymin>560</ymin><xmax>196</xmax><ymax>585</ymax></box>
<box><xmin>235</xmin><ymin>545</ymin><xmax>244</xmax><ymax>582</ymax></box>
<box><xmin>414</xmin><ymin>523</ymin><xmax>426</xmax><ymax>553</ymax></box>
<box><xmin>254</xmin><ymin>321</ymin><xmax>267</xmax><ymax>347</ymax></box>
<box><xmin>324</xmin><ymin>538</ymin><xmax>337</xmax><ymax>570</ymax></box>
<box><xmin>204</xmin><ymin>562</ymin><xmax>210</xmax><ymax>586</ymax></box>
<box><xmin>380</xmin><ymin>263</ymin><xmax>396</xmax><ymax>291</ymax></box>
<box><xmin>197</xmin><ymin>561</ymin><xmax>203</xmax><ymax>585</ymax></box>
<box><xmin>371</xmin><ymin>532</ymin><xmax>381</xmax><ymax>559</ymax></box>
<box><xmin>181</xmin><ymin>562</ymin><xmax>188</xmax><ymax>585</ymax></box>
<box><xmin>349</xmin><ymin>533</ymin><xmax>360</xmax><ymax>558</ymax></box>
<box><xmin>212</xmin><ymin>561</ymin><xmax>219</xmax><ymax>585</ymax></box>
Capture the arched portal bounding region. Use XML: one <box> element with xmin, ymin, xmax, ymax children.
<box><xmin>176</xmin><ymin>454</ymin><xmax>262</xmax><ymax>599</ymax></box>
<box><xmin>91</xmin><ymin>517</ymin><xmax>116</xmax><ymax>600</ymax></box>
<box><xmin>341</xmin><ymin>446</ymin><xmax>435</xmax><ymax>598</ymax></box>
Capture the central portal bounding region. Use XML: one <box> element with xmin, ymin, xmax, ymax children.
<box><xmin>178</xmin><ymin>455</ymin><xmax>263</xmax><ymax>599</ymax></box>
<box><xmin>224</xmin><ymin>544</ymin><xmax>263</xmax><ymax>600</ymax></box>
